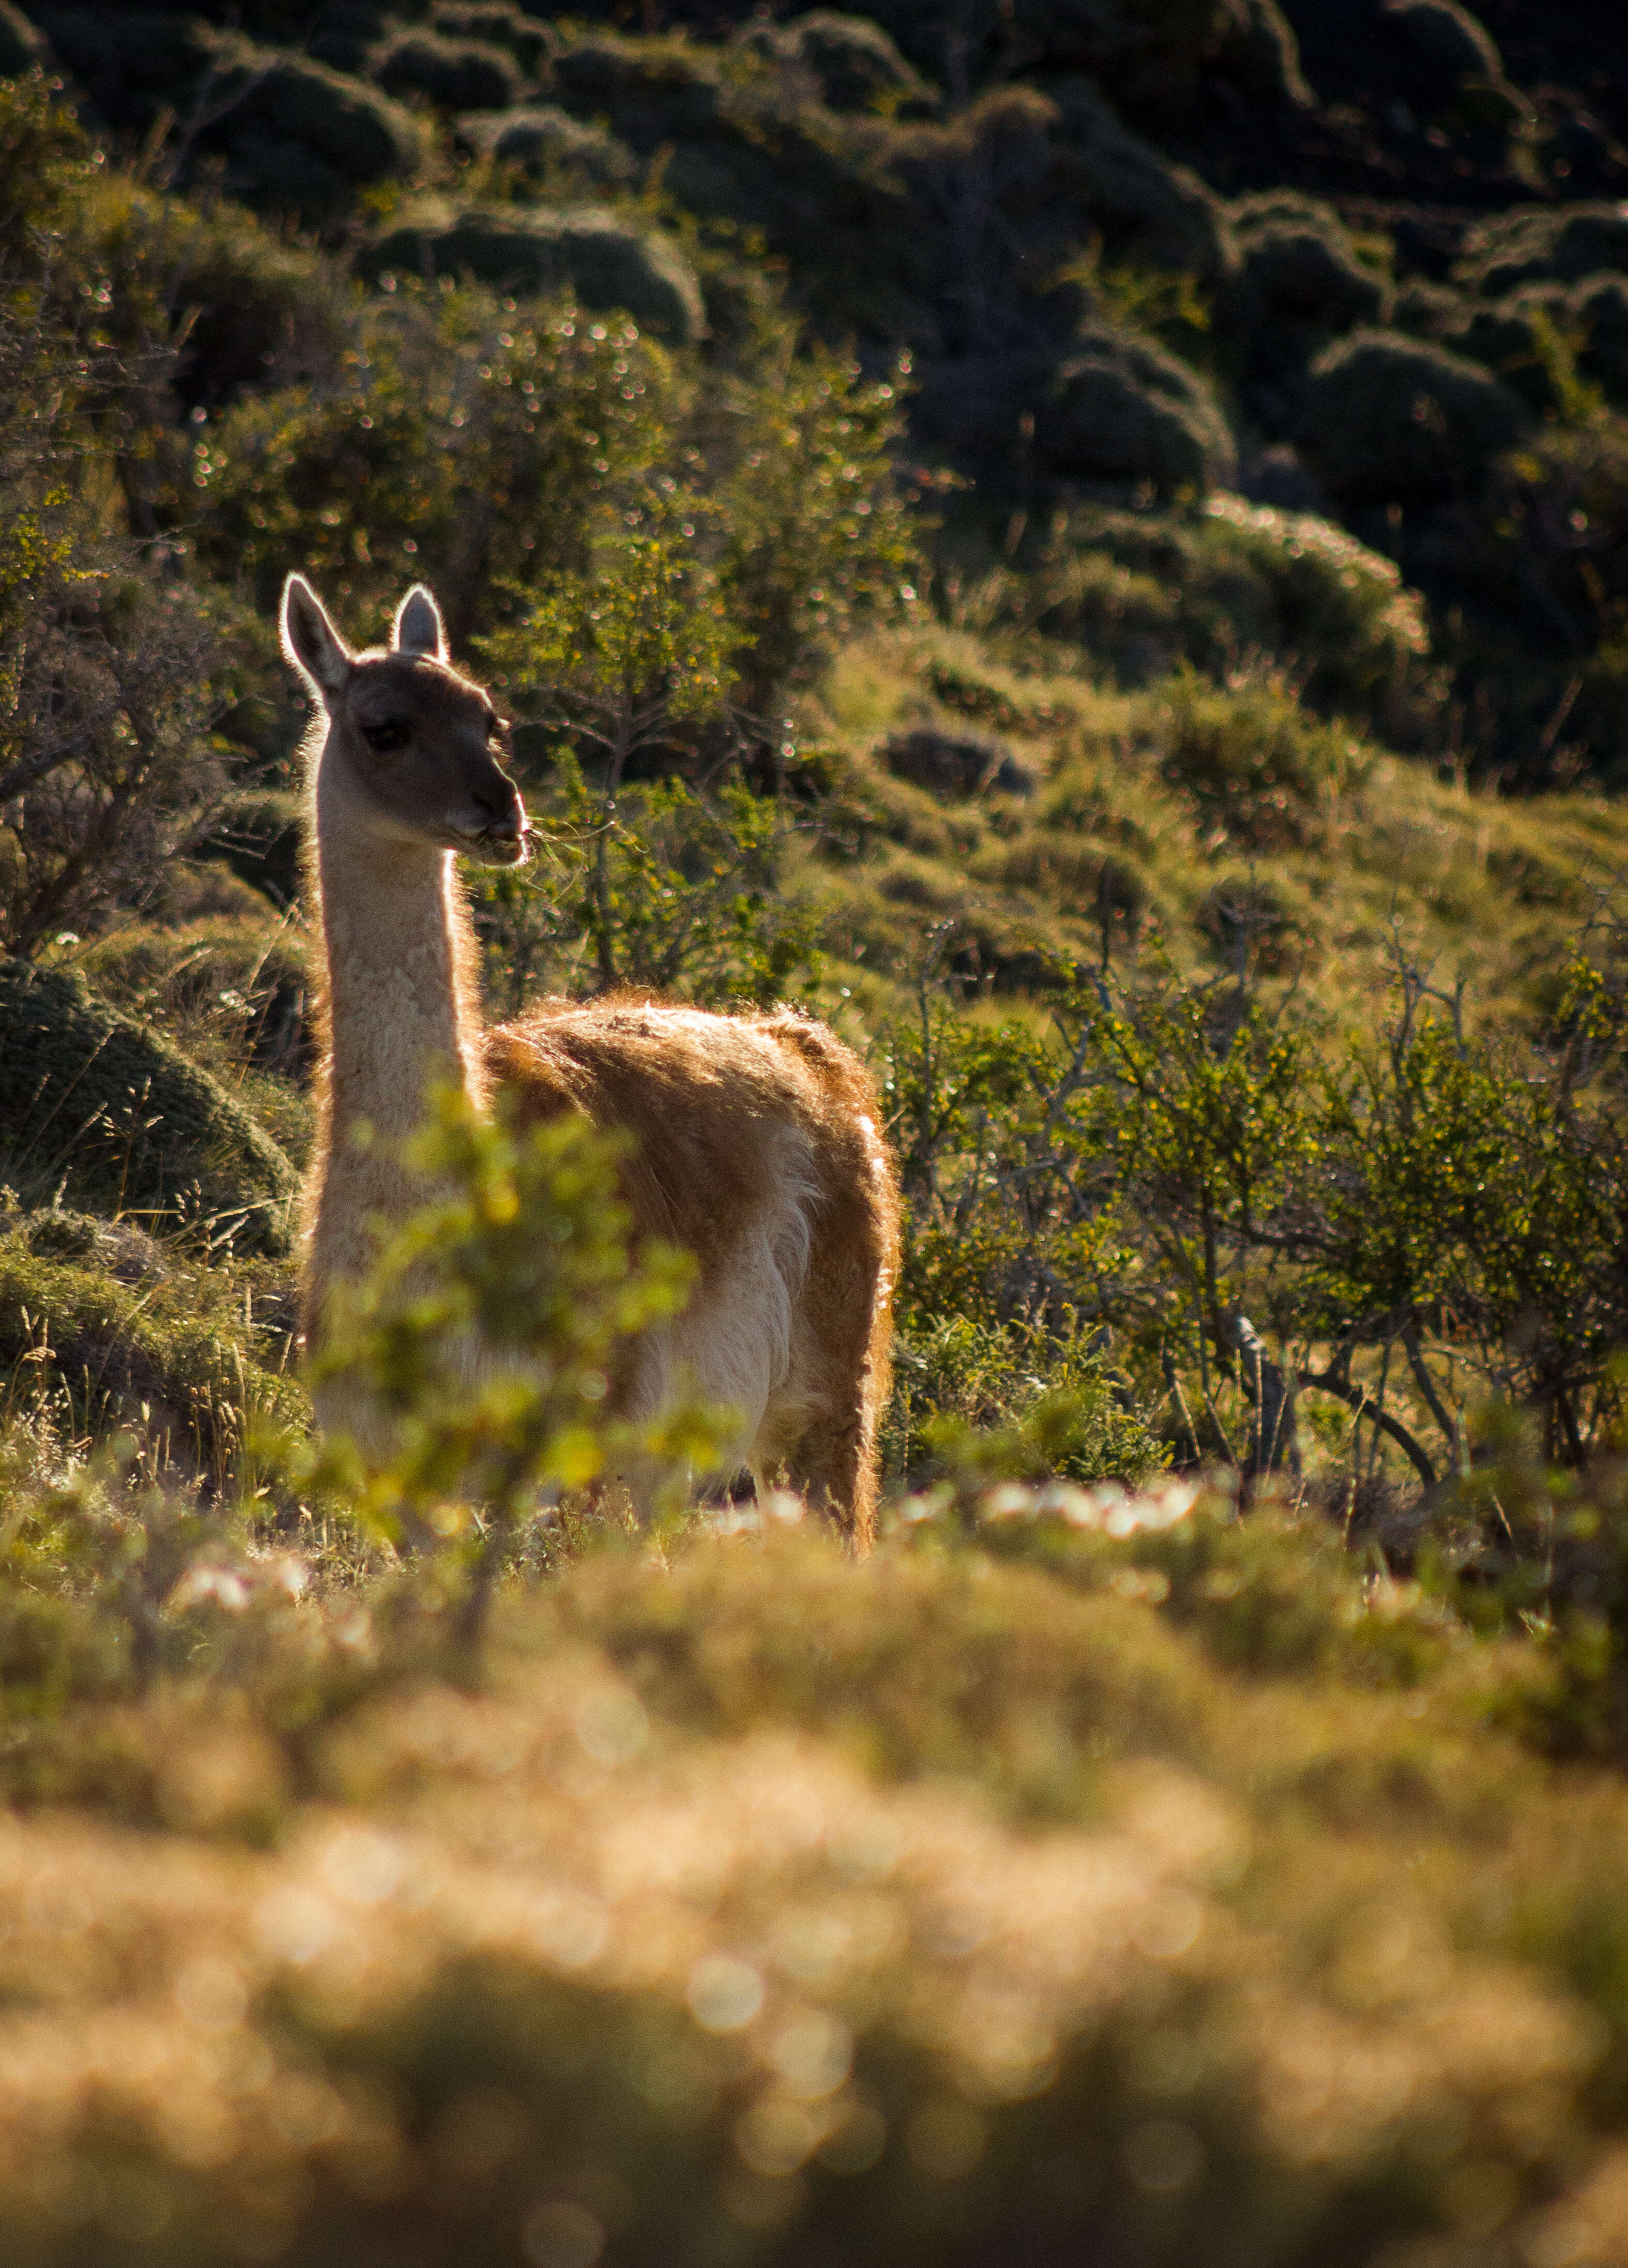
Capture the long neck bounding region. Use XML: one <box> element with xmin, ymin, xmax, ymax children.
<box><xmin>305</xmin><ymin>742</ymin><xmax>486</xmax><ymax>1301</ymax></box>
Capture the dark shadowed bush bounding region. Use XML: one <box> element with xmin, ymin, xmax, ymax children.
<box><xmin>30</xmin><ymin>9</ymin><xmax>219</xmax><ymax>133</ymax></box>
<box><xmin>195</xmin><ymin>47</ymin><xmax>429</xmax><ymax>217</ymax></box>
<box><xmin>1033</xmin><ymin>322</ymin><xmax>1234</xmax><ymax>496</ymax></box>
<box><xmin>430</xmin><ymin>1</ymin><xmax>555</xmax><ymax>77</ymax></box>
<box><xmin>791</xmin><ymin>10</ymin><xmax>936</xmax><ymax>115</ymax></box>
<box><xmin>1459</xmin><ymin>204</ymin><xmax>1628</xmax><ymax>298</ymax></box>
<box><xmin>0</xmin><ymin>3</ymin><xmax>44</xmax><ymax>76</ymax></box>
<box><xmin>1575</xmin><ymin>273</ymin><xmax>1628</xmax><ymax>405</ymax></box>
<box><xmin>84</xmin><ymin>183</ymin><xmax>354</xmax><ymax>415</ymax></box>
<box><xmin>361</xmin><ymin>205</ymin><xmax>705</xmax><ymax>341</ymax></box>
<box><xmin>1212</xmin><ymin>0</ymin><xmax>1313</xmax><ymax>108</ymax></box>
<box><xmin>1380</xmin><ymin>0</ymin><xmax>1504</xmax><ymax>89</ymax></box>
<box><xmin>373</xmin><ymin>28</ymin><xmax>527</xmax><ymax>112</ymax></box>
<box><xmin>457</xmin><ymin>103</ymin><xmax>637</xmax><ymax>186</ymax></box>
<box><xmin>1297</xmin><ymin>328</ymin><xmax>1528</xmax><ymax>503</ymax></box>
<box><xmin>883</xmin><ymin>729</ymin><xmax>1036</xmax><ymax>802</ymax></box>
<box><xmin>1443</xmin><ymin>295</ymin><xmax>1579</xmax><ymax>416</ymax></box>
<box><xmin>1046</xmin><ymin>77</ymin><xmax>1234</xmax><ymax>281</ymax></box>
<box><xmin>0</xmin><ymin>961</ymin><xmax>296</xmax><ymax>1253</ymax></box>
<box><xmin>1223</xmin><ymin>198</ymin><xmax>1386</xmax><ymax>388</ymax></box>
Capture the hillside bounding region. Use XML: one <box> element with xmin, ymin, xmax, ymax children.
<box><xmin>8</xmin><ymin>3</ymin><xmax>1628</xmax><ymax>2261</ymax></box>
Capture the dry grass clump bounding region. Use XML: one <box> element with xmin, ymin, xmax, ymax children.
<box><xmin>0</xmin><ymin>1506</ymin><xmax>1624</xmax><ymax>2265</ymax></box>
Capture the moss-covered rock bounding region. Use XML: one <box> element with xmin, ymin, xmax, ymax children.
<box><xmin>361</xmin><ymin>203</ymin><xmax>705</xmax><ymax>342</ymax></box>
<box><xmin>1033</xmin><ymin>323</ymin><xmax>1234</xmax><ymax>496</ymax></box>
<box><xmin>0</xmin><ymin>960</ymin><xmax>297</xmax><ymax>1255</ymax></box>
<box><xmin>374</xmin><ymin>29</ymin><xmax>527</xmax><ymax>112</ymax></box>
<box><xmin>1459</xmin><ymin>204</ymin><xmax>1628</xmax><ymax>298</ymax></box>
<box><xmin>457</xmin><ymin>104</ymin><xmax>637</xmax><ymax>188</ymax></box>
<box><xmin>1297</xmin><ymin>328</ymin><xmax>1528</xmax><ymax>503</ymax></box>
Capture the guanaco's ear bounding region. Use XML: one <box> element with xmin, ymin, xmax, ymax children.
<box><xmin>280</xmin><ymin>574</ymin><xmax>352</xmax><ymax>701</ymax></box>
<box><xmin>392</xmin><ymin>584</ymin><xmax>447</xmax><ymax>663</ymax></box>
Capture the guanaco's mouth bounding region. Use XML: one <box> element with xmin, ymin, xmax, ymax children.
<box><xmin>453</xmin><ymin>823</ymin><xmax>531</xmax><ymax>867</ymax></box>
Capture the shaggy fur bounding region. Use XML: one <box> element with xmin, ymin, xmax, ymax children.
<box><xmin>282</xmin><ymin>573</ymin><xmax>900</xmax><ymax>1542</ymax></box>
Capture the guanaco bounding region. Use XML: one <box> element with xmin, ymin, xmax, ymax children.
<box><xmin>281</xmin><ymin>573</ymin><xmax>899</xmax><ymax>1540</ymax></box>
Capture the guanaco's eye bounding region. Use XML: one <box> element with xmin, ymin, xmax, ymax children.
<box><xmin>360</xmin><ymin>719</ymin><xmax>408</xmax><ymax>754</ymax></box>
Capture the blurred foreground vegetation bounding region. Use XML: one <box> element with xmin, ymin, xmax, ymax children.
<box><xmin>9</xmin><ymin>14</ymin><xmax>1628</xmax><ymax>2259</ymax></box>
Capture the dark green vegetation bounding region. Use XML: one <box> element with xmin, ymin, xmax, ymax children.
<box><xmin>10</xmin><ymin>6</ymin><xmax>1628</xmax><ymax>2261</ymax></box>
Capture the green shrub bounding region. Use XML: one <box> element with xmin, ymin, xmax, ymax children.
<box><xmin>361</xmin><ymin>204</ymin><xmax>706</xmax><ymax>342</ymax></box>
<box><xmin>191</xmin><ymin>295</ymin><xmax>672</xmax><ymax>643</ymax></box>
<box><xmin>1193</xmin><ymin>494</ymin><xmax>1432</xmax><ymax>721</ymax></box>
<box><xmin>0</xmin><ymin>1219</ymin><xmax>303</xmax><ymax>1480</ymax></box>
<box><xmin>882</xmin><ymin>1314</ymin><xmax>1163</xmax><ymax>1491</ymax></box>
<box><xmin>308</xmin><ymin>1086</ymin><xmax>713</xmax><ymax>1650</ymax></box>
<box><xmin>1033</xmin><ymin>321</ymin><xmax>1234</xmax><ymax>496</ymax></box>
<box><xmin>0</xmin><ymin>960</ymin><xmax>297</xmax><ymax>1254</ymax></box>
<box><xmin>714</xmin><ymin>343</ymin><xmax>917</xmax><ymax>719</ymax></box>
<box><xmin>1296</xmin><ymin>327</ymin><xmax>1529</xmax><ymax>502</ymax></box>
<box><xmin>1143</xmin><ymin>668</ymin><xmax>1370</xmax><ymax>850</ymax></box>
<box><xmin>1021</xmin><ymin>498</ymin><xmax>1433</xmax><ymax>737</ymax></box>
<box><xmin>81</xmin><ymin>180</ymin><xmax>354</xmax><ymax>415</ymax></box>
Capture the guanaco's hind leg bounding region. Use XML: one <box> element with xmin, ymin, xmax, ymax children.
<box><xmin>754</xmin><ymin>1184</ymin><xmax>893</xmax><ymax>1551</ymax></box>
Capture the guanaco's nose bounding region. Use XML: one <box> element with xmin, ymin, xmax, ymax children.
<box><xmin>468</xmin><ymin>774</ymin><xmax>523</xmax><ymax>833</ymax></box>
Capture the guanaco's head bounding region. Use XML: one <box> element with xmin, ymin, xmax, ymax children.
<box><xmin>280</xmin><ymin>574</ymin><xmax>529</xmax><ymax>867</ymax></box>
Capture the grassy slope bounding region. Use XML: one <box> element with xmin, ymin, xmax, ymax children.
<box><xmin>808</xmin><ymin>625</ymin><xmax>1628</xmax><ymax>1035</ymax></box>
